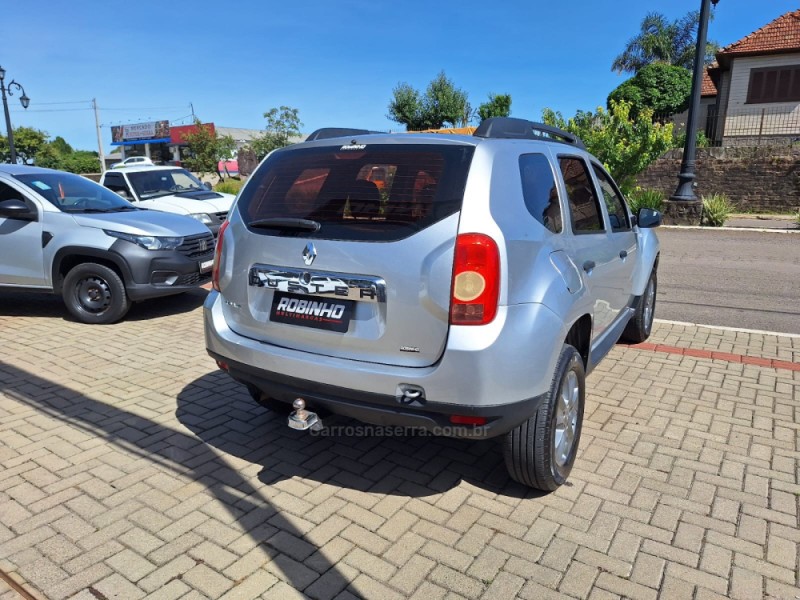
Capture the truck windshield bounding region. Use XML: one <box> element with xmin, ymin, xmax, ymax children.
<box><xmin>15</xmin><ymin>172</ymin><xmax>137</xmax><ymax>213</ymax></box>
<box><xmin>127</xmin><ymin>169</ymin><xmax>207</xmax><ymax>199</ymax></box>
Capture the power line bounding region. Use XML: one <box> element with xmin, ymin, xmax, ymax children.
<box><xmin>10</xmin><ymin>107</ymin><xmax>92</xmax><ymax>113</ymax></box>
<box><xmin>28</xmin><ymin>100</ymin><xmax>92</xmax><ymax>106</ymax></box>
<box><xmin>101</xmin><ymin>105</ymin><xmax>191</xmax><ymax>111</ymax></box>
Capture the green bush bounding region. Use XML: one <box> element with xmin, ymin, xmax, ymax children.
<box><xmin>214</xmin><ymin>179</ymin><xmax>244</xmax><ymax>195</ymax></box>
<box><xmin>702</xmin><ymin>193</ymin><xmax>734</xmax><ymax>227</ymax></box>
<box><xmin>627</xmin><ymin>188</ymin><xmax>665</xmax><ymax>215</ymax></box>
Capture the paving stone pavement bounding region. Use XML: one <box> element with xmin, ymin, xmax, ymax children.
<box><xmin>0</xmin><ymin>290</ymin><xmax>798</xmax><ymax>600</ymax></box>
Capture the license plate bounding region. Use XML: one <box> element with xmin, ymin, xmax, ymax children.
<box><xmin>199</xmin><ymin>259</ymin><xmax>214</xmax><ymax>273</ymax></box>
<box><xmin>270</xmin><ymin>292</ymin><xmax>354</xmax><ymax>333</ymax></box>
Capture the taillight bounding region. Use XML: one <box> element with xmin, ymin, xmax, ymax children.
<box><xmin>450</xmin><ymin>233</ymin><xmax>500</xmax><ymax>325</ymax></box>
<box><xmin>211</xmin><ymin>220</ymin><xmax>230</xmax><ymax>291</ymax></box>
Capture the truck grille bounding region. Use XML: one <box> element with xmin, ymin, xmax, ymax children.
<box><xmin>178</xmin><ymin>233</ymin><xmax>215</xmax><ymax>259</ymax></box>
<box><xmin>213</xmin><ymin>211</ymin><xmax>228</xmax><ymax>225</ymax></box>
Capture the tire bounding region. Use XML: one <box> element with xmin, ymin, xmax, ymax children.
<box><xmin>62</xmin><ymin>263</ymin><xmax>131</xmax><ymax>324</ymax></box>
<box><xmin>246</xmin><ymin>385</ymin><xmax>292</xmax><ymax>415</ymax></box>
<box><xmin>503</xmin><ymin>344</ymin><xmax>585</xmax><ymax>491</ymax></box>
<box><xmin>621</xmin><ymin>269</ymin><xmax>657</xmax><ymax>343</ymax></box>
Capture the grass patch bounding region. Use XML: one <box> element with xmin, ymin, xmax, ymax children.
<box><xmin>701</xmin><ymin>193</ymin><xmax>734</xmax><ymax>227</ymax></box>
<box><xmin>627</xmin><ymin>188</ymin><xmax>665</xmax><ymax>215</ymax></box>
<box><xmin>214</xmin><ymin>178</ymin><xmax>245</xmax><ymax>195</ymax></box>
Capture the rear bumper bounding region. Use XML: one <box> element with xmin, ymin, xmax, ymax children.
<box><xmin>204</xmin><ymin>290</ymin><xmax>567</xmax><ymax>437</ymax></box>
<box><xmin>210</xmin><ymin>351</ymin><xmax>546</xmax><ymax>439</ymax></box>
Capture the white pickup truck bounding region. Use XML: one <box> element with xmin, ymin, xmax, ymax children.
<box><xmin>99</xmin><ymin>166</ymin><xmax>234</xmax><ymax>237</ymax></box>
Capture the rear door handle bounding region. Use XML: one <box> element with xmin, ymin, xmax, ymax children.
<box><xmin>582</xmin><ymin>260</ymin><xmax>595</xmax><ymax>273</ymax></box>
<box><xmin>619</xmin><ymin>250</ymin><xmax>628</xmax><ymax>259</ymax></box>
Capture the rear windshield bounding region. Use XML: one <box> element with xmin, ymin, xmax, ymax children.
<box><xmin>236</xmin><ymin>143</ymin><xmax>475</xmax><ymax>241</ymax></box>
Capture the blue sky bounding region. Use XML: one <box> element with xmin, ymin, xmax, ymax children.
<box><xmin>2</xmin><ymin>0</ymin><xmax>797</xmax><ymax>153</ymax></box>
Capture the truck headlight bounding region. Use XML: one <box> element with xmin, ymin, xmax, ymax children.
<box><xmin>105</xmin><ymin>230</ymin><xmax>184</xmax><ymax>250</ymax></box>
<box><xmin>190</xmin><ymin>213</ymin><xmax>213</xmax><ymax>225</ymax></box>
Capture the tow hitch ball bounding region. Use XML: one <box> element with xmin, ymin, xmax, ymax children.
<box><xmin>288</xmin><ymin>398</ymin><xmax>323</xmax><ymax>432</ymax></box>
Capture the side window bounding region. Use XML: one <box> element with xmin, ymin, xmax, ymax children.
<box><xmin>519</xmin><ymin>153</ymin><xmax>562</xmax><ymax>233</ymax></box>
<box><xmin>558</xmin><ymin>157</ymin><xmax>604</xmax><ymax>233</ymax></box>
<box><xmin>0</xmin><ymin>180</ymin><xmax>27</xmax><ymax>203</ymax></box>
<box><xmin>592</xmin><ymin>164</ymin><xmax>630</xmax><ymax>232</ymax></box>
<box><xmin>103</xmin><ymin>173</ymin><xmax>132</xmax><ymax>197</ymax></box>
<box><xmin>0</xmin><ymin>180</ymin><xmax>37</xmax><ymax>215</ymax></box>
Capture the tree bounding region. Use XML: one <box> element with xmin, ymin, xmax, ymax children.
<box><xmin>50</xmin><ymin>136</ymin><xmax>73</xmax><ymax>156</ymax></box>
<box><xmin>477</xmin><ymin>94</ymin><xmax>512</xmax><ymax>121</ymax></box>
<box><xmin>0</xmin><ymin>126</ymin><xmax>49</xmax><ymax>164</ymax></box>
<box><xmin>387</xmin><ymin>71</ymin><xmax>469</xmax><ymax>130</ymax></box>
<box><xmin>248</xmin><ymin>106</ymin><xmax>302</xmax><ymax>160</ymax></box>
<box><xmin>542</xmin><ymin>100</ymin><xmax>675</xmax><ymax>192</ymax></box>
<box><xmin>182</xmin><ymin>119</ymin><xmax>235</xmax><ymax>179</ymax></box>
<box><xmin>612</xmin><ymin>11</ymin><xmax>720</xmax><ymax>74</ymax></box>
<box><xmin>608</xmin><ymin>63</ymin><xmax>692</xmax><ymax>118</ymax></box>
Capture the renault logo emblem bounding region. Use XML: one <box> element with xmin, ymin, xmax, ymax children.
<box><xmin>302</xmin><ymin>242</ymin><xmax>317</xmax><ymax>266</ymax></box>
<box><xmin>198</xmin><ymin>239</ymin><xmax>208</xmax><ymax>252</ymax></box>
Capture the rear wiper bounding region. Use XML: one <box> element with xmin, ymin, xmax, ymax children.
<box><xmin>249</xmin><ymin>218</ymin><xmax>321</xmax><ymax>232</ymax></box>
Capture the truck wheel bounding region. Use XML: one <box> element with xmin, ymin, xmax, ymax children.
<box><xmin>621</xmin><ymin>269</ymin><xmax>657</xmax><ymax>343</ymax></box>
<box><xmin>246</xmin><ymin>385</ymin><xmax>292</xmax><ymax>415</ymax></box>
<box><xmin>62</xmin><ymin>263</ymin><xmax>131</xmax><ymax>324</ymax></box>
<box><xmin>503</xmin><ymin>344</ymin><xmax>585</xmax><ymax>491</ymax></box>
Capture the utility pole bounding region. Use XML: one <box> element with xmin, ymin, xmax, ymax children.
<box><xmin>190</xmin><ymin>102</ymin><xmax>196</xmax><ymax>121</ymax></box>
<box><xmin>93</xmin><ymin>99</ymin><xmax>106</xmax><ymax>173</ymax></box>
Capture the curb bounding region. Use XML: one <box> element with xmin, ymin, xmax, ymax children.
<box><xmin>654</xmin><ymin>319</ymin><xmax>800</xmax><ymax>339</ymax></box>
<box><xmin>660</xmin><ymin>225</ymin><xmax>800</xmax><ymax>233</ymax></box>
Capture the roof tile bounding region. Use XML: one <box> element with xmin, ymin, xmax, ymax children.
<box><xmin>719</xmin><ymin>9</ymin><xmax>800</xmax><ymax>56</ymax></box>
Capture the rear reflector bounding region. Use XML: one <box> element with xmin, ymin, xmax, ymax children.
<box><xmin>449</xmin><ymin>415</ymin><xmax>488</xmax><ymax>426</ymax></box>
<box><xmin>215</xmin><ymin>360</ymin><xmax>229</xmax><ymax>371</ymax></box>
<box><xmin>450</xmin><ymin>233</ymin><xmax>500</xmax><ymax>325</ymax></box>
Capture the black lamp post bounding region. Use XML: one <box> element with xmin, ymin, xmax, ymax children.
<box><xmin>0</xmin><ymin>66</ymin><xmax>31</xmax><ymax>165</ymax></box>
<box><xmin>670</xmin><ymin>0</ymin><xmax>719</xmax><ymax>203</ymax></box>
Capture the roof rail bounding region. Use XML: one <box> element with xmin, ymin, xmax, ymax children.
<box><xmin>473</xmin><ymin>117</ymin><xmax>586</xmax><ymax>149</ymax></box>
<box><xmin>305</xmin><ymin>127</ymin><xmax>380</xmax><ymax>142</ymax></box>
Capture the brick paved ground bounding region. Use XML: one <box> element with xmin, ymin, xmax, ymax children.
<box><xmin>0</xmin><ymin>291</ymin><xmax>798</xmax><ymax>599</ymax></box>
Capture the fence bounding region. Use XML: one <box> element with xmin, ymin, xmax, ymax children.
<box><xmin>661</xmin><ymin>105</ymin><xmax>800</xmax><ymax>146</ymax></box>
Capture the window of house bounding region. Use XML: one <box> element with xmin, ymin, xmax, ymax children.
<box><xmin>747</xmin><ymin>66</ymin><xmax>800</xmax><ymax>103</ymax></box>
<box><xmin>558</xmin><ymin>157</ymin><xmax>605</xmax><ymax>233</ymax></box>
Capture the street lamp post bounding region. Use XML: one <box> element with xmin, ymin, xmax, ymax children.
<box><xmin>0</xmin><ymin>66</ymin><xmax>31</xmax><ymax>164</ymax></box>
<box><xmin>667</xmin><ymin>0</ymin><xmax>718</xmax><ymax>222</ymax></box>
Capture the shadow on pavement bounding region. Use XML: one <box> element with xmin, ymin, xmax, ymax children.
<box><xmin>176</xmin><ymin>371</ymin><xmax>544</xmax><ymax>500</ymax></box>
<box><xmin>0</xmin><ymin>360</ymin><xmax>351</xmax><ymax>596</ymax></box>
<box><xmin>0</xmin><ymin>289</ymin><xmax>207</xmax><ymax>322</ymax></box>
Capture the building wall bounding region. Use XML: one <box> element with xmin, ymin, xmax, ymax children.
<box><xmin>635</xmin><ymin>146</ymin><xmax>800</xmax><ymax>212</ymax></box>
<box><xmin>724</xmin><ymin>53</ymin><xmax>800</xmax><ymax>141</ymax></box>
<box><xmin>669</xmin><ymin>98</ymin><xmax>717</xmax><ymax>136</ymax></box>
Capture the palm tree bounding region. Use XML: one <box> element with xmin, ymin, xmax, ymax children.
<box><xmin>612</xmin><ymin>11</ymin><xmax>720</xmax><ymax>74</ymax></box>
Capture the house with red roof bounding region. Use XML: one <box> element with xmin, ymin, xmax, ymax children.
<box><xmin>703</xmin><ymin>9</ymin><xmax>800</xmax><ymax>145</ymax></box>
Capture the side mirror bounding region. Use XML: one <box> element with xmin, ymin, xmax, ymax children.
<box><xmin>0</xmin><ymin>198</ymin><xmax>36</xmax><ymax>221</ymax></box>
<box><xmin>203</xmin><ymin>182</ymin><xmax>213</xmax><ymax>191</ymax></box>
<box><xmin>637</xmin><ymin>208</ymin><xmax>662</xmax><ymax>228</ymax></box>
<box><xmin>116</xmin><ymin>190</ymin><xmax>132</xmax><ymax>200</ymax></box>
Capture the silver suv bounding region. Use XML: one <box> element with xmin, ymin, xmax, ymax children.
<box><xmin>204</xmin><ymin>118</ymin><xmax>661</xmax><ymax>490</ymax></box>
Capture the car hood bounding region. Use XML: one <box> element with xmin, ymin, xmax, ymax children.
<box><xmin>71</xmin><ymin>210</ymin><xmax>211</xmax><ymax>237</ymax></box>
<box><xmin>138</xmin><ymin>192</ymin><xmax>234</xmax><ymax>214</ymax></box>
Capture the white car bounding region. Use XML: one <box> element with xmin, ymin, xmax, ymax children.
<box><xmin>111</xmin><ymin>156</ymin><xmax>154</xmax><ymax>169</ymax></box>
<box><xmin>99</xmin><ymin>166</ymin><xmax>234</xmax><ymax>236</ymax></box>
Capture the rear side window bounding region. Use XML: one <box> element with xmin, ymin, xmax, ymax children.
<box><xmin>558</xmin><ymin>157</ymin><xmax>605</xmax><ymax>233</ymax></box>
<box><xmin>519</xmin><ymin>153</ymin><xmax>561</xmax><ymax>233</ymax></box>
<box><xmin>237</xmin><ymin>144</ymin><xmax>475</xmax><ymax>241</ymax></box>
